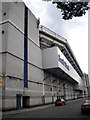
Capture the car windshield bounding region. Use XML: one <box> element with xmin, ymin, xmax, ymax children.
<box><xmin>84</xmin><ymin>100</ymin><xmax>90</xmax><ymax>103</ymax></box>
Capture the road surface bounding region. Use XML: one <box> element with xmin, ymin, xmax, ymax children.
<box><xmin>3</xmin><ymin>98</ymin><xmax>90</xmax><ymax>118</ymax></box>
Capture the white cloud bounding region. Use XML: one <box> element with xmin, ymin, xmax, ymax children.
<box><xmin>67</xmin><ymin>24</ymin><xmax>88</xmax><ymax>71</ymax></box>
<box><xmin>64</xmin><ymin>13</ymin><xmax>88</xmax><ymax>73</ymax></box>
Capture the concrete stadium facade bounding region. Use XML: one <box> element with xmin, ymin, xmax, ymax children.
<box><xmin>0</xmin><ymin>1</ymin><xmax>89</xmax><ymax>111</ymax></box>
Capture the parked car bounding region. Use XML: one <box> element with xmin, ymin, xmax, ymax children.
<box><xmin>81</xmin><ymin>99</ymin><xmax>90</xmax><ymax>114</ymax></box>
<box><xmin>55</xmin><ymin>98</ymin><xmax>66</xmax><ymax>106</ymax></box>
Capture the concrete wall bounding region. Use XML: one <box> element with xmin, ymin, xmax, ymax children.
<box><xmin>0</xmin><ymin>24</ymin><xmax>2</xmax><ymax>75</ymax></box>
<box><xmin>28</xmin><ymin>40</ymin><xmax>42</xmax><ymax>69</ymax></box>
<box><xmin>2</xmin><ymin>2</ymin><xmax>24</xmax><ymax>32</ymax></box>
<box><xmin>1</xmin><ymin>2</ymin><xmax>44</xmax><ymax>110</ymax></box>
<box><xmin>28</xmin><ymin>10</ymin><xmax>39</xmax><ymax>46</ymax></box>
<box><xmin>1</xmin><ymin>2</ymin><xmax>42</xmax><ymax>76</ymax></box>
<box><xmin>0</xmin><ymin>54</ymin><xmax>2</xmax><ymax>75</ymax></box>
<box><xmin>0</xmin><ymin>1</ymin><xmax>2</xmax><ymax>113</ymax></box>
<box><xmin>0</xmin><ymin>25</ymin><xmax>2</xmax><ymax>53</ymax></box>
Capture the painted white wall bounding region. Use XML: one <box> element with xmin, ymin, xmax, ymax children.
<box><xmin>42</xmin><ymin>47</ymin><xmax>58</xmax><ymax>69</ymax></box>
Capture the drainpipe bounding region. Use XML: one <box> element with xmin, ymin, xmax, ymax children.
<box><xmin>40</xmin><ymin>37</ymin><xmax>42</xmax><ymax>49</ymax></box>
<box><xmin>24</xmin><ymin>5</ymin><xmax>28</xmax><ymax>88</ymax></box>
<box><xmin>52</xmin><ymin>83</ymin><xmax>54</xmax><ymax>103</ymax></box>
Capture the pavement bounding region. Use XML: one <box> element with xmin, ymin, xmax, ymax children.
<box><xmin>2</xmin><ymin>98</ymin><xmax>86</xmax><ymax>116</ymax></box>
<box><xmin>2</xmin><ymin>104</ymin><xmax>55</xmax><ymax>116</ymax></box>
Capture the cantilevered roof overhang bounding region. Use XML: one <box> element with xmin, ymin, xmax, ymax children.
<box><xmin>42</xmin><ymin>46</ymin><xmax>83</xmax><ymax>89</ymax></box>
<box><xmin>44</xmin><ymin>68</ymin><xmax>78</xmax><ymax>85</ymax></box>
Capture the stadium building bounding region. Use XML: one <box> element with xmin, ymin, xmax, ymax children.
<box><xmin>0</xmin><ymin>1</ymin><xmax>89</xmax><ymax>111</ymax></box>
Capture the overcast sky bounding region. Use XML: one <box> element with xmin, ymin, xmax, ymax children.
<box><xmin>23</xmin><ymin>0</ymin><xmax>88</xmax><ymax>74</ymax></box>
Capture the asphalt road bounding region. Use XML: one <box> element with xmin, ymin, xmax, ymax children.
<box><xmin>3</xmin><ymin>98</ymin><xmax>90</xmax><ymax>118</ymax></box>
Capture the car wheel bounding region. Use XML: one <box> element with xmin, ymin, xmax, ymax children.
<box><xmin>81</xmin><ymin>110</ymin><xmax>85</xmax><ymax>114</ymax></box>
<box><xmin>62</xmin><ymin>103</ymin><xmax>64</xmax><ymax>106</ymax></box>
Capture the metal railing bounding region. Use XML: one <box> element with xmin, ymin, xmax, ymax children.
<box><xmin>39</xmin><ymin>25</ymin><xmax>67</xmax><ymax>43</ymax></box>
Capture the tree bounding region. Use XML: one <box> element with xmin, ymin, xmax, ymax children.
<box><xmin>52</xmin><ymin>2</ymin><xmax>89</xmax><ymax>20</ymax></box>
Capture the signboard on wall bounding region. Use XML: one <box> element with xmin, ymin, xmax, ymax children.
<box><xmin>58</xmin><ymin>89</ymin><xmax>61</xmax><ymax>92</ymax></box>
<box><xmin>58</xmin><ymin>54</ymin><xmax>69</xmax><ymax>71</ymax></box>
<box><xmin>0</xmin><ymin>77</ymin><xmax>2</xmax><ymax>88</ymax></box>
